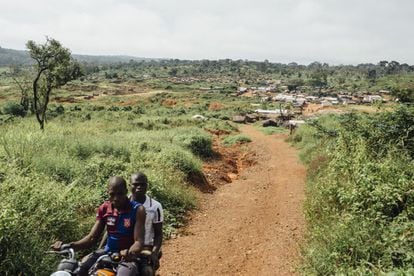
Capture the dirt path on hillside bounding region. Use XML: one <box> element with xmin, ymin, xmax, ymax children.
<box><xmin>159</xmin><ymin>125</ymin><xmax>306</xmax><ymax>276</ymax></box>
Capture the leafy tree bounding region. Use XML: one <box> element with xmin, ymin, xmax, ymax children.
<box><xmin>287</xmin><ymin>78</ymin><xmax>304</xmax><ymax>92</ymax></box>
<box><xmin>168</xmin><ymin>68</ymin><xmax>178</xmax><ymax>77</ymax></box>
<box><xmin>392</xmin><ymin>86</ymin><xmax>414</xmax><ymax>103</ymax></box>
<box><xmin>367</xmin><ymin>69</ymin><xmax>377</xmax><ymax>86</ymax></box>
<box><xmin>26</xmin><ymin>37</ymin><xmax>81</xmax><ymax>130</ymax></box>
<box><xmin>309</xmin><ymin>69</ymin><xmax>328</xmax><ymax>93</ymax></box>
<box><xmin>387</xmin><ymin>60</ymin><xmax>400</xmax><ymax>75</ymax></box>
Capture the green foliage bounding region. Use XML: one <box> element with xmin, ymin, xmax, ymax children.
<box><xmin>26</xmin><ymin>37</ymin><xmax>82</xmax><ymax>129</ymax></box>
<box><xmin>294</xmin><ymin>107</ymin><xmax>414</xmax><ymax>274</ymax></box>
<box><xmin>0</xmin><ymin>112</ymin><xmax>209</xmax><ymax>274</ymax></box>
<box><xmin>222</xmin><ymin>134</ymin><xmax>252</xmax><ymax>146</ymax></box>
<box><xmin>0</xmin><ymin>165</ymin><xmax>97</xmax><ymax>275</ymax></box>
<box><xmin>158</xmin><ymin>146</ymin><xmax>202</xmax><ymax>175</ymax></box>
<box><xmin>2</xmin><ymin>102</ymin><xmax>26</xmax><ymax>117</ymax></box>
<box><xmin>254</xmin><ymin>122</ymin><xmax>287</xmax><ymax>135</ymax></box>
<box><xmin>173</xmin><ymin>128</ymin><xmax>213</xmax><ymax>158</ymax></box>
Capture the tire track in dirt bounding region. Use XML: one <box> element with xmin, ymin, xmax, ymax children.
<box><xmin>159</xmin><ymin>125</ymin><xmax>306</xmax><ymax>275</ymax></box>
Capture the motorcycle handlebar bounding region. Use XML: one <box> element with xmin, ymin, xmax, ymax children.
<box><xmin>46</xmin><ymin>248</ymin><xmax>75</xmax><ymax>259</ymax></box>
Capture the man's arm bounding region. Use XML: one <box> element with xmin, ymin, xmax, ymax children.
<box><xmin>98</xmin><ymin>231</ymin><xmax>108</xmax><ymax>249</ymax></box>
<box><xmin>151</xmin><ymin>222</ymin><xmax>163</xmax><ymax>269</ymax></box>
<box><xmin>51</xmin><ymin>220</ymin><xmax>105</xmax><ymax>251</ymax></box>
<box><xmin>152</xmin><ymin>222</ymin><xmax>163</xmax><ymax>255</ymax></box>
<box><xmin>127</xmin><ymin>205</ymin><xmax>146</xmax><ymax>258</ymax></box>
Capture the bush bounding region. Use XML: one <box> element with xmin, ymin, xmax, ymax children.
<box><xmin>0</xmin><ymin>109</ymin><xmax>201</xmax><ymax>274</ymax></box>
<box><xmin>31</xmin><ymin>154</ymin><xmax>80</xmax><ymax>183</ymax></box>
<box><xmin>0</xmin><ymin>169</ymin><xmax>97</xmax><ymax>275</ymax></box>
<box><xmin>157</xmin><ymin>146</ymin><xmax>202</xmax><ymax>175</ymax></box>
<box><xmin>2</xmin><ymin>102</ymin><xmax>26</xmax><ymax>117</ymax></box>
<box><xmin>174</xmin><ymin>130</ymin><xmax>213</xmax><ymax>158</ymax></box>
<box><xmin>222</xmin><ymin>134</ymin><xmax>252</xmax><ymax>146</ymax></box>
<box><xmin>297</xmin><ymin>107</ymin><xmax>414</xmax><ymax>274</ymax></box>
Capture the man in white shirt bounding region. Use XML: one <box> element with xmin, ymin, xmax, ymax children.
<box><xmin>130</xmin><ymin>172</ymin><xmax>163</xmax><ymax>275</ymax></box>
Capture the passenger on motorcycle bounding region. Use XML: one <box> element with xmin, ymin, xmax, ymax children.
<box><xmin>130</xmin><ymin>172</ymin><xmax>164</xmax><ymax>276</ymax></box>
<box><xmin>51</xmin><ymin>176</ymin><xmax>146</xmax><ymax>276</ymax></box>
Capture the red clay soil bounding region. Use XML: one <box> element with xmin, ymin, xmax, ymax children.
<box><xmin>159</xmin><ymin>125</ymin><xmax>306</xmax><ymax>276</ymax></box>
<box><xmin>199</xmin><ymin>128</ymin><xmax>256</xmax><ymax>191</ymax></box>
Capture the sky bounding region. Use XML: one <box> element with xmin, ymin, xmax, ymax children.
<box><xmin>1</xmin><ymin>0</ymin><xmax>413</xmax><ymax>65</ymax></box>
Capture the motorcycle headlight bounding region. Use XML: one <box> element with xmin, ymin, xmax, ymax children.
<box><xmin>50</xmin><ymin>272</ymin><xmax>72</xmax><ymax>276</ymax></box>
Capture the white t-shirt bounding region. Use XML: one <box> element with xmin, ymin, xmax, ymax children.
<box><xmin>142</xmin><ymin>195</ymin><xmax>164</xmax><ymax>246</ymax></box>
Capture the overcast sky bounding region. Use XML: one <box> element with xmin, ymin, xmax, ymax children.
<box><xmin>1</xmin><ymin>0</ymin><xmax>413</xmax><ymax>65</ymax></box>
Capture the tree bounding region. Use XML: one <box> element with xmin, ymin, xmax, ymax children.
<box><xmin>26</xmin><ymin>37</ymin><xmax>81</xmax><ymax>130</ymax></box>
<box><xmin>287</xmin><ymin>78</ymin><xmax>304</xmax><ymax>92</ymax></box>
<box><xmin>367</xmin><ymin>69</ymin><xmax>377</xmax><ymax>86</ymax></box>
<box><xmin>9</xmin><ymin>65</ymin><xmax>31</xmax><ymax>114</ymax></box>
<box><xmin>168</xmin><ymin>68</ymin><xmax>178</xmax><ymax>77</ymax></box>
<box><xmin>392</xmin><ymin>87</ymin><xmax>414</xmax><ymax>103</ymax></box>
<box><xmin>309</xmin><ymin>69</ymin><xmax>328</xmax><ymax>93</ymax></box>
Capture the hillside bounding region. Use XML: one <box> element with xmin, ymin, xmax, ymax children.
<box><xmin>0</xmin><ymin>47</ymin><xmax>32</xmax><ymax>65</ymax></box>
<box><xmin>0</xmin><ymin>46</ymin><xmax>153</xmax><ymax>65</ymax></box>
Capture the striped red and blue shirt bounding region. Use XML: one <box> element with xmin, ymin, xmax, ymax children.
<box><xmin>96</xmin><ymin>201</ymin><xmax>140</xmax><ymax>252</ymax></box>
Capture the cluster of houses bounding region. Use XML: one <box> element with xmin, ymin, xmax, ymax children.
<box><xmin>230</xmin><ymin>85</ymin><xmax>393</xmax><ymax>133</ymax></box>
<box><xmin>264</xmin><ymin>93</ymin><xmax>385</xmax><ymax>106</ymax></box>
<box><xmin>237</xmin><ymin>86</ymin><xmax>390</xmax><ymax>107</ymax></box>
<box><xmin>238</xmin><ymin>85</ymin><xmax>277</xmax><ymax>94</ymax></box>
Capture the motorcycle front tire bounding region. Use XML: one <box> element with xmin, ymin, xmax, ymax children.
<box><xmin>139</xmin><ymin>265</ymin><xmax>154</xmax><ymax>276</ymax></box>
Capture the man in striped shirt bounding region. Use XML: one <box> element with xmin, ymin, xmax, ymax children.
<box><xmin>52</xmin><ymin>176</ymin><xmax>146</xmax><ymax>276</ymax></box>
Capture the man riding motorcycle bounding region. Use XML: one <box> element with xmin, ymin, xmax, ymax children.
<box><xmin>51</xmin><ymin>176</ymin><xmax>146</xmax><ymax>276</ymax></box>
<box><xmin>130</xmin><ymin>172</ymin><xmax>164</xmax><ymax>276</ymax></box>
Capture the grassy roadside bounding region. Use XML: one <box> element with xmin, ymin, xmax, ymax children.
<box><xmin>0</xmin><ymin>92</ymin><xmax>249</xmax><ymax>274</ymax></box>
<box><xmin>290</xmin><ymin>106</ymin><xmax>414</xmax><ymax>274</ymax></box>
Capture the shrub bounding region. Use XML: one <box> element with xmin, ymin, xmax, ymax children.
<box><xmin>297</xmin><ymin>108</ymin><xmax>414</xmax><ymax>274</ymax></box>
<box><xmin>222</xmin><ymin>134</ymin><xmax>252</xmax><ymax>146</ymax></box>
<box><xmin>0</xmin><ymin>107</ymin><xmax>201</xmax><ymax>274</ymax></box>
<box><xmin>257</xmin><ymin>126</ymin><xmax>286</xmax><ymax>135</ymax></box>
<box><xmin>3</xmin><ymin>102</ymin><xmax>26</xmax><ymax>117</ymax></box>
<box><xmin>31</xmin><ymin>153</ymin><xmax>80</xmax><ymax>183</ymax></box>
<box><xmin>55</xmin><ymin>105</ymin><xmax>65</xmax><ymax>114</ymax></box>
<box><xmin>157</xmin><ymin>146</ymin><xmax>202</xmax><ymax>175</ymax></box>
<box><xmin>0</xmin><ymin>169</ymin><xmax>97</xmax><ymax>275</ymax></box>
<box><xmin>173</xmin><ymin>129</ymin><xmax>213</xmax><ymax>158</ymax></box>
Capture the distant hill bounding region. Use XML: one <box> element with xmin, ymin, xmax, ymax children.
<box><xmin>0</xmin><ymin>46</ymin><xmax>154</xmax><ymax>66</ymax></box>
<box><xmin>72</xmin><ymin>54</ymin><xmax>155</xmax><ymax>64</ymax></box>
<box><xmin>0</xmin><ymin>47</ymin><xmax>33</xmax><ymax>65</ymax></box>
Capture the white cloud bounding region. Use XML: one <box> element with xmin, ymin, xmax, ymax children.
<box><xmin>0</xmin><ymin>0</ymin><xmax>413</xmax><ymax>64</ymax></box>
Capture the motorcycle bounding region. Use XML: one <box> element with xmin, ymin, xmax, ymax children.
<box><xmin>136</xmin><ymin>249</ymin><xmax>155</xmax><ymax>276</ymax></box>
<box><xmin>49</xmin><ymin>247</ymin><xmax>121</xmax><ymax>276</ymax></box>
<box><xmin>49</xmin><ymin>247</ymin><xmax>155</xmax><ymax>276</ymax></box>
<box><xmin>49</xmin><ymin>247</ymin><xmax>79</xmax><ymax>276</ymax></box>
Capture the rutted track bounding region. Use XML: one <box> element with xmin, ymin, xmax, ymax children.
<box><xmin>159</xmin><ymin>125</ymin><xmax>306</xmax><ymax>275</ymax></box>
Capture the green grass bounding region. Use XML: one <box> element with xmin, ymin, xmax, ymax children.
<box><xmin>0</xmin><ymin>108</ymin><xmax>213</xmax><ymax>275</ymax></box>
<box><xmin>253</xmin><ymin>121</ymin><xmax>287</xmax><ymax>135</ymax></box>
<box><xmin>292</xmin><ymin>107</ymin><xmax>414</xmax><ymax>275</ymax></box>
<box><xmin>0</xmin><ymin>84</ymin><xmax>257</xmax><ymax>275</ymax></box>
<box><xmin>222</xmin><ymin>134</ymin><xmax>252</xmax><ymax>146</ymax></box>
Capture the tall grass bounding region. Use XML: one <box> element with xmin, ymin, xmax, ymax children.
<box><xmin>293</xmin><ymin>107</ymin><xmax>414</xmax><ymax>274</ymax></box>
<box><xmin>0</xmin><ymin>109</ymin><xmax>212</xmax><ymax>275</ymax></box>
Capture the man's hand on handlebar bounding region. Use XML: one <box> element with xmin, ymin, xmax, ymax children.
<box><xmin>51</xmin><ymin>241</ymin><xmax>71</xmax><ymax>251</ymax></box>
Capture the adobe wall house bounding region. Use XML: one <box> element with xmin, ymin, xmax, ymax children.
<box><xmin>232</xmin><ymin>115</ymin><xmax>246</xmax><ymax>123</ymax></box>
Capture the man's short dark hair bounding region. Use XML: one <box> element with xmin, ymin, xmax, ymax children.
<box><xmin>108</xmin><ymin>176</ymin><xmax>127</xmax><ymax>191</ymax></box>
<box><xmin>131</xmin><ymin>172</ymin><xmax>148</xmax><ymax>184</ymax></box>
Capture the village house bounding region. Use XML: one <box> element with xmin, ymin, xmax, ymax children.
<box><xmin>363</xmin><ymin>95</ymin><xmax>383</xmax><ymax>103</ymax></box>
<box><xmin>239</xmin><ymin>87</ymin><xmax>248</xmax><ymax>93</ymax></box>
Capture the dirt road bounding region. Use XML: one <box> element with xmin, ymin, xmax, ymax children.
<box><xmin>159</xmin><ymin>125</ymin><xmax>306</xmax><ymax>275</ymax></box>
